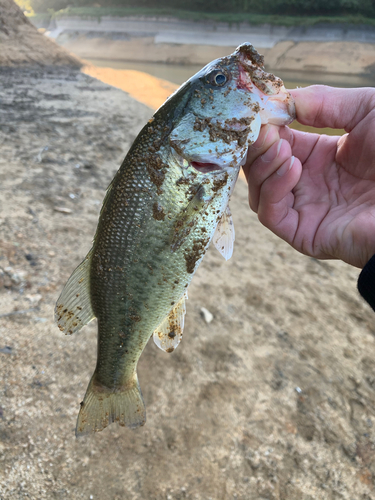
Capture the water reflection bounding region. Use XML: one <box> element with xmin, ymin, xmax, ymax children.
<box><xmin>85</xmin><ymin>58</ymin><xmax>204</xmax><ymax>85</ymax></box>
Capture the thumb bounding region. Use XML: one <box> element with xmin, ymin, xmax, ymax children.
<box><xmin>290</xmin><ymin>85</ymin><xmax>375</xmax><ymax>132</ymax></box>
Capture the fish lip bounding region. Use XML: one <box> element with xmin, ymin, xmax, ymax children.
<box><xmin>171</xmin><ymin>146</ymin><xmax>236</xmax><ymax>175</ymax></box>
<box><xmin>236</xmin><ymin>57</ymin><xmax>296</xmax><ymax>125</ymax></box>
<box><xmin>274</xmin><ymin>98</ymin><xmax>295</xmax><ymax>123</ymax></box>
<box><xmin>266</xmin><ymin>94</ymin><xmax>296</xmax><ymax>125</ymax></box>
<box><xmin>237</xmin><ymin>61</ymin><xmax>285</xmax><ymax>97</ymax></box>
<box><xmin>235</xmin><ymin>43</ymin><xmax>265</xmax><ymax>69</ymax></box>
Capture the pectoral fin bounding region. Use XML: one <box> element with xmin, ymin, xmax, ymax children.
<box><xmin>55</xmin><ymin>249</ymin><xmax>95</xmax><ymax>335</ymax></box>
<box><xmin>171</xmin><ymin>185</ymin><xmax>209</xmax><ymax>252</ymax></box>
<box><xmin>153</xmin><ymin>292</ymin><xmax>187</xmax><ymax>353</ymax></box>
<box><xmin>213</xmin><ymin>205</ymin><xmax>235</xmax><ymax>261</ymax></box>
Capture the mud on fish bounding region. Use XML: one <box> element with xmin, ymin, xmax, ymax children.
<box><xmin>55</xmin><ymin>43</ymin><xmax>296</xmax><ymax>436</ymax></box>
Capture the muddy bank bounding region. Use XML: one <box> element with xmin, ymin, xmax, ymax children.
<box><xmin>264</xmin><ymin>40</ymin><xmax>375</xmax><ymax>76</ymax></box>
<box><xmin>2</xmin><ymin>65</ymin><xmax>375</xmax><ymax>499</ymax></box>
<box><xmin>36</xmin><ymin>15</ymin><xmax>375</xmax><ymax>76</ymax></box>
<box><xmin>52</xmin><ymin>33</ymin><xmax>375</xmax><ymax>77</ymax></box>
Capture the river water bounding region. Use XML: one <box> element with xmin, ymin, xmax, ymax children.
<box><xmin>85</xmin><ymin>58</ymin><xmax>375</xmax><ymax>88</ymax></box>
<box><xmin>86</xmin><ymin>58</ymin><xmax>375</xmax><ymax>135</ymax></box>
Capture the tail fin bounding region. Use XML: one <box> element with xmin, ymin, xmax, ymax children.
<box><xmin>76</xmin><ymin>373</ymin><xmax>146</xmax><ymax>436</ymax></box>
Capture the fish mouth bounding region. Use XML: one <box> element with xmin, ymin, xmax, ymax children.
<box><xmin>171</xmin><ymin>146</ymin><xmax>236</xmax><ymax>174</ymax></box>
<box><xmin>235</xmin><ymin>46</ymin><xmax>296</xmax><ymax>125</ymax></box>
<box><xmin>239</xmin><ymin>65</ymin><xmax>296</xmax><ymax>125</ymax></box>
<box><xmin>190</xmin><ymin>161</ymin><xmax>223</xmax><ymax>174</ymax></box>
<box><xmin>172</xmin><ymin>147</ymin><xmax>244</xmax><ymax>175</ymax></box>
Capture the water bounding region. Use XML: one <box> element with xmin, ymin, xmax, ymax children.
<box><xmin>85</xmin><ymin>58</ymin><xmax>375</xmax><ymax>88</ymax></box>
<box><xmin>85</xmin><ymin>58</ymin><xmax>375</xmax><ymax>136</ymax></box>
<box><xmin>86</xmin><ymin>59</ymin><xmax>203</xmax><ymax>85</ymax></box>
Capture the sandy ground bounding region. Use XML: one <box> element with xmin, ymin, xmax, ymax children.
<box><xmin>2</xmin><ymin>63</ymin><xmax>375</xmax><ymax>500</ymax></box>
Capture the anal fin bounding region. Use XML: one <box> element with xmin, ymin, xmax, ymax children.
<box><xmin>213</xmin><ymin>204</ymin><xmax>235</xmax><ymax>261</ymax></box>
<box><xmin>153</xmin><ymin>292</ymin><xmax>187</xmax><ymax>353</ymax></box>
<box><xmin>55</xmin><ymin>248</ymin><xmax>95</xmax><ymax>335</ymax></box>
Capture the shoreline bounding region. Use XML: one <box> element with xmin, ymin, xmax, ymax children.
<box><xmin>81</xmin><ymin>63</ymin><xmax>178</xmax><ymax>110</ymax></box>
<box><xmin>33</xmin><ymin>15</ymin><xmax>375</xmax><ymax>78</ymax></box>
<box><xmin>52</xmin><ymin>36</ymin><xmax>375</xmax><ymax>78</ymax></box>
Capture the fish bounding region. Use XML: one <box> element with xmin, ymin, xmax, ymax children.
<box><xmin>55</xmin><ymin>43</ymin><xmax>296</xmax><ymax>436</ymax></box>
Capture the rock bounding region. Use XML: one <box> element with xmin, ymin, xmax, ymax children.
<box><xmin>26</xmin><ymin>293</ymin><xmax>42</xmax><ymax>304</ymax></box>
<box><xmin>200</xmin><ymin>307</ymin><xmax>213</xmax><ymax>324</ymax></box>
<box><xmin>0</xmin><ymin>346</ymin><xmax>13</xmax><ymax>354</ymax></box>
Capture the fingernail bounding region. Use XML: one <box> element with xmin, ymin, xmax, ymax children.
<box><xmin>277</xmin><ymin>156</ymin><xmax>294</xmax><ymax>177</ymax></box>
<box><xmin>251</xmin><ymin>125</ymin><xmax>271</xmax><ymax>150</ymax></box>
<box><xmin>261</xmin><ymin>139</ymin><xmax>283</xmax><ymax>163</ymax></box>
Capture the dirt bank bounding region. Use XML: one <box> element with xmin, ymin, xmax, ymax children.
<box><xmin>0</xmin><ymin>0</ymin><xmax>80</xmax><ymax>67</ymax></box>
<box><xmin>265</xmin><ymin>40</ymin><xmax>375</xmax><ymax>76</ymax></box>
<box><xmin>1</xmin><ymin>65</ymin><xmax>375</xmax><ymax>500</ymax></box>
<box><xmin>54</xmin><ymin>33</ymin><xmax>375</xmax><ymax>77</ymax></box>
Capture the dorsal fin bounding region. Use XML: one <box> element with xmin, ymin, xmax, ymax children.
<box><xmin>153</xmin><ymin>292</ymin><xmax>187</xmax><ymax>353</ymax></box>
<box><xmin>213</xmin><ymin>204</ymin><xmax>235</xmax><ymax>261</ymax></box>
<box><xmin>55</xmin><ymin>249</ymin><xmax>95</xmax><ymax>335</ymax></box>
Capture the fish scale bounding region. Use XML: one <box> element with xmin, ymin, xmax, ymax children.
<box><xmin>55</xmin><ymin>43</ymin><xmax>296</xmax><ymax>435</ymax></box>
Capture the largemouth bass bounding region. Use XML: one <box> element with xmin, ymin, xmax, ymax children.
<box><xmin>55</xmin><ymin>43</ymin><xmax>295</xmax><ymax>436</ymax></box>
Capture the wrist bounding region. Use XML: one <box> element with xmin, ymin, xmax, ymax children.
<box><xmin>358</xmin><ymin>254</ymin><xmax>375</xmax><ymax>311</ymax></box>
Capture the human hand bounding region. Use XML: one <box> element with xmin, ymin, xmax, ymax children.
<box><xmin>243</xmin><ymin>85</ymin><xmax>375</xmax><ymax>269</ymax></box>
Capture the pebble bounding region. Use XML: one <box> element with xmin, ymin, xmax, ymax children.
<box><xmin>54</xmin><ymin>206</ymin><xmax>72</xmax><ymax>214</ymax></box>
<box><xmin>0</xmin><ymin>346</ymin><xmax>13</xmax><ymax>354</ymax></box>
<box><xmin>26</xmin><ymin>294</ymin><xmax>42</xmax><ymax>304</ymax></box>
<box><xmin>34</xmin><ymin>317</ymin><xmax>47</xmax><ymax>323</ymax></box>
<box><xmin>200</xmin><ymin>307</ymin><xmax>213</xmax><ymax>324</ymax></box>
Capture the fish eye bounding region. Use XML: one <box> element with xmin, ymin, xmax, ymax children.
<box><xmin>214</xmin><ymin>73</ymin><xmax>226</xmax><ymax>85</ymax></box>
<box><xmin>207</xmin><ymin>69</ymin><xmax>229</xmax><ymax>87</ymax></box>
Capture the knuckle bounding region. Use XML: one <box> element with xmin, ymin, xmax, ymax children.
<box><xmin>249</xmin><ymin>199</ymin><xmax>258</xmax><ymax>213</ymax></box>
<box><xmin>257</xmin><ymin>207</ymin><xmax>272</xmax><ymax>229</ymax></box>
